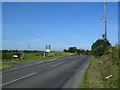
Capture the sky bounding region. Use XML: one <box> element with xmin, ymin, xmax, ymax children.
<box><xmin>2</xmin><ymin>2</ymin><xmax>118</xmax><ymax>51</ymax></box>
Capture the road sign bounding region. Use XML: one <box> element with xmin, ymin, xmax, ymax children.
<box><xmin>46</xmin><ymin>45</ymin><xmax>51</xmax><ymax>52</ymax></box>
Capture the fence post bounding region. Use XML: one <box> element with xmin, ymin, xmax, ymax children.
<box><xmin>44</xmin><ymin>52</ymin><xmax>46</xmax><ymax>58</ymax></box>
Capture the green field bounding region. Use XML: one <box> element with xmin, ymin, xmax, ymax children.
<box><xmin>24</xmin><ymin>52</ymin><xmax>43</xmax><ymax>60</ymax></box>
<box><xmin>2</xmin><ymin>52</ymin><xmax>75</xmax><ymax>62</ymax></box>
<box><xmin>0</xmin><ymin>51</ymin><xmax>75</xmax><ymax>71</ymax></box>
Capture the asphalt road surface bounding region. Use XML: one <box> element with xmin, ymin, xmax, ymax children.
<box><xmin>1</xmin><ymin>55</ymin><xmax>90</xmax><ymax>88</ymax></box>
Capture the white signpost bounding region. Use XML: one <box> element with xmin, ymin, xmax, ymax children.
<box><xmin>46</xmin><ymin>45</ymin><xmax>51</xmax><ymax>52</ymax></box>
<box><xmin>44</xmin><ymin>45</ymin><xmax>51</xmax><ymax>58</ymax></box>
<box><xmin>46</xmin><ymin>49</ymin><xmax>50</xmax><ymax>52</ymax></box>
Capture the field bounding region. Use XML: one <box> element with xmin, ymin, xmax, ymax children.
<box><xmin>1</xmin><ymin>51</ymin><xmax>75</xmax><ymax>62</ymax></box>
<box><xmin>0</xmin><ymin>51</ymin><xmax>75</xmax><ymax>71</ymax></box>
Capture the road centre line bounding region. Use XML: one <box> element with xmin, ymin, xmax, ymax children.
<box><xmin>27</xmin><ymin>64</ymin><xmax>32</xmax><ymax>66</ymax></box>
<box><xmin>48</xmin><ymin>58</ymin><xmax>57</xmax><ymax>62</ymax></box>
<box><xmin>37</xmin><ymin>62</ymin><xmax>43</xmax><ymax>64</ymax></box>
<box><xmin>11</xmin><ymin>68</ymin><xmax>18</xmax><ymax>71</ymax></box>
<box><xmin>23</xmin><ymin>66</ymin><xmax>26</xmax><ymax>68</ymax></box>
<box><xmin>52</xmin><ymin>58</ymin><xmax>56</xmax><ymax>60</ymax></box>
<box><xmin>51</xmin><ymin>62</ymin><xmax>64</xmax><ymax>67</ymax></box>
<box><xmin>5</xmin><ymin>58</ymin><xmax>57</xmax><ymax>72</ymax></box>
<box><xmin>1</xmin><ymin>72</ymin><xmax>37</xmax><ymax>86</ymax></box>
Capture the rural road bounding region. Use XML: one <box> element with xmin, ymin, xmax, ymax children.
<box><xmin>1</xmin><ymin>55</ymin><xmax>90</xmax><ymax>88</ymax></box>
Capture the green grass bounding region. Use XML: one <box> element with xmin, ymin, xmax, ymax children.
<box><xmin>1</xmin><ymin>52</ymin><xmax>75</xmax><ymax>71</ymax></box>
<box><xmin>2</xmin><ymin>52</ymin><xmax>75</xmax><ymax>62</ymax></box>
<box><xmin>0</xmin><ymin>63</ymin><xmax>14</xmax><ymax>71</ymax></box>
<box><xmin>80</xmin><ymin>66</ymin><xmax>88</xmax><ymax>88</ymax></box>
<box><xmin>80</xmin><ymin>45</ymin><xmax>119</xmax><ymax>88</ymax></box>
<box><xmin>24</xmin><ymin>53</ymin><xmax>43</xmax><ymax>59</ymax></box>
<box><xmin>46</xmin><ymin>54</ymin><xmax>73</xmax><ymax>59</ymax></box>
<box><xmin>80</xmin><ymin>56</ymin><xmax>92</xmax><ymax>88</ymax></box>
<box><xmin>80</xmin><ymin>56</ymin><xmax>119</xmax><ymax>88</ymax></box>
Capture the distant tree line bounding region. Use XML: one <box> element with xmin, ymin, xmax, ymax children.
<box><xmin>63</xmin><ymin>39</ymin><xmax>111</xmax><ymax>56</ymax></box>
<box><xmin>63</xmin><ymin>47</ymin><xmax>90</xmax><ymax>55</ymax></box>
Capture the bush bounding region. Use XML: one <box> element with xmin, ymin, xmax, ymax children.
<box><xmin>63</xmin><ymin>49</ymin><xmax>67</xmax><ymax>52</ymax></box>
<box><xmin>67</xmin><ymin>47</ymin><xmax>77</xmax><ymax>53</ymax></box>
<box><xmin>91</xmin><ymin>39</ymin><xmax>111</xmax><ymax>56</ymax></box>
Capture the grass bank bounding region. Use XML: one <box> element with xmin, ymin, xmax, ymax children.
<box><xmin>80</xmin><ymin>45</ymin><xmax>119</xmax><ymax>88</ymax></box>
<box><xmin>80</xmin><ymin>54</ymin><xmax>119</xmax><ymax>88</ymax></box>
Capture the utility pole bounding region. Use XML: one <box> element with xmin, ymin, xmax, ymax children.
<box><xmin>104</xmin><ymin>0</ymin><xmax>107</xmax><ymax>40</ymax></box>
<box><xmin>99</xmin><ymin>0</ymin><xmax>107</xmax><ymax>40</ymax></box>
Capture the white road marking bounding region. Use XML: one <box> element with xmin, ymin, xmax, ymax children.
<box><xmin>27</xmin><ymin>64</ymin><xmax>32</xmax><ymax>66</ymax></box>
<box><xmin>52</xmin><ymin>58</ymin><xmax>56</xmax><ymax>60</ymax></box>
<box><xmin>48</xmin><ymin>60</ymin><xmax>52</xmax><ymax>62</ymax></box>
<box><xmin>48</xmin><ymin>58</ymin><xmax>57</xmax><ymax>62</ymax></box>
<box><xmin>37</xmin><ymin>62</ymin><xmax>43</xmax><ymax>64</ymax></box>
<box><xmin>35</xmin><ymin>62</ymin><xmax>43</xmax><ymax>65</ymax></box>
<box><xmin>11</xmin><ymin>68</ymin><xmax>18</xmax><ymax>71</ymax></box>
<box><xmin>51</xmin><ymin>62</ymin><xmax>64</xmax><ymax>67</ymax></box>
<box><xmin>1</xmin><ymin>72</ymin><xmax>36</xmax><ymax>86</ymax></box>
<box><xmin>23</xmin><ymin>66</ymin><xmax>26</xmax><ymax>68</ymax></box>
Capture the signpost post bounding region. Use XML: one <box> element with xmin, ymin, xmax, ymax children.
<box><xmin>44</xmin><ymin>45</ymin><xmax>51</xmax><ymax>58</ymax></box>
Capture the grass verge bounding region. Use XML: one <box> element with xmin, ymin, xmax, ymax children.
<box><xmin>0</xmin><ymin>63</ymin><xmax>14</xmax><ymax>71</ymax></box>
<box><xmin>80</xmin><ymin>55</ymin><xmax>119</xmax><ymax>88</ymax></box>
<box><xmin>80</xmin><ymin>56</ymin><xmax>92</xmax><ymax>88</ymax></box>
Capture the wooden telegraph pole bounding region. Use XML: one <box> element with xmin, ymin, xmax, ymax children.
<box><xmin>99</xmin><ymin>0</ymin><xmax>107</xmax><ymax>40</ymax></box>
